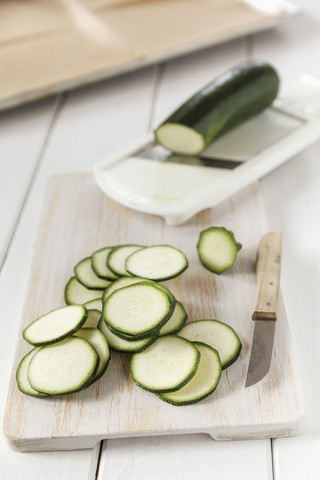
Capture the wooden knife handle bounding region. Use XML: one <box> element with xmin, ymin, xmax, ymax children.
<box><xmin>252</xmin><ymin>231</ymin><xmax>282</xmax><ymax>321</ymax></box>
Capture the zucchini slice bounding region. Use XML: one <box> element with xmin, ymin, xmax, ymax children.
<box><xmin>125</xmin><ymin>245</ymin><xmax>188</xmax><ymax>281</ymax></box>
<box><xmin>159</xmin><ymin>301</ymin><xmax>188</xmax><ymax>336</ymax></box>
<box><xmin>74</xmin><ymin>327</ymin><xmax>110</xmax><ymax>383</ymax></box>
<box><xmin>105</xmin><ymin>322</ymin><xmax>157</xmax><ymax>342</ymax></box>
<box><xmin>16</xmin><ymin>348</ymin><xmax>49</xmax><ymax>397</ymax></box>
<box><xmin>23</xmin><ymin>305</ymin><xmax>87</xmax><ymax>346</ymax></box>
<box><xmin>107</xmin><ymin>244</ymin><xmax>144</xmax><ymax>277</ymax></box>
<box><xmin>151</xmin><ymin>282</ymin><xmax>176</xmax><ymax>307</ymax></box>
<box><xmin>65</xmin><ymin>276</ymin><xmax>103</xmax><ymax>305</ymax></box>
<box><xmin>178</xmin><ymin>319</ymin><xmax>242</xmax><ymax>369</ymax></box>
<box><xmin>102</xmin><ymin>276</ymin><xmax>147</xmax><ymax>302</ymax></box>
<box><xmin>103</xmin><ymin>282</ymin><xmax>174</xmax><ymax>337</ymax></box>
<box><xmin>197</xmin><ymin>227</ymin><xmax>242</xmax><ymax>274</ymax></box>
<box><xmin>98</xmin><ymin>317</ymin><xmax>158</xmax><ymax>353</ymax></box>
<box><xmin>83</xmin><ymin>309</ymin><xmax>101</xmax><ymax>328</ymax></box>
<box><xmin>83</xmin><ymin>298</ymin><xmax>102</xmax><ymax>311</ymax></box>
<box><xmin>27</xmin><ymin>336</ymin><xmax>99</xmax><ymax>395</ymax></box>
<box><xmin>130</xmin><ymin>335</ymin><xmax>200</xmax><ymax>393</ymax></box>
<box><xmin>158</xmin><ymin>342</ymin><xmax>221</xmax><ymax>405</ymax></box>
<box><xmin>91</xmin><ymin>247</ymin><xmax>119</xmax><ymax>280</ymax></box>
<box><xmin>155</xmin><ymin>59</ymin><xmax>280</xmax><ymax>155</ymax></box>
<box><xmin>74</xmin><ymin>257</ymin><xmax>112</xmax><ymax>290</ymax></box>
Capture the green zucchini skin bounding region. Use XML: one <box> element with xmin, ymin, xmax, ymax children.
<box><xmin>155</xmin><ymin>60</ymin><xmax>280</xmax><ymax>155</ymax></box>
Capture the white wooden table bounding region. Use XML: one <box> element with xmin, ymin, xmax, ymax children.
<box><xmin>1</xmin><ymin>1</ymin><xmax>320</xmax><ymax>478</ymax></box>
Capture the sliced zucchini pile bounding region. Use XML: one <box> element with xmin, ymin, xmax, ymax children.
<box><xmin>17</xmin><ymin>303</ymin><xmax>111</xmax><ymax>396</ymax></box>
<box><xmin>16</xmin><ymin>236</ymin><xmax>242</xmax><ymax>405</ymax></box>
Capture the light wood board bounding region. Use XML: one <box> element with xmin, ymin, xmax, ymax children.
<box><xmin>3</xmin><ymin>174</ymin><xmax>305</xmax><ymax>452</ymax></box>
<box><xmin>0</xmin><ymin>0</ymin><xmax>301</xmax><ymax>111</ymax></box>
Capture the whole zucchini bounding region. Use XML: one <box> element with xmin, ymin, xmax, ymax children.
<box><xmin>154</xmin><ymin>59</ymin><xmax>280</xmax><ymax>155</ymax></box>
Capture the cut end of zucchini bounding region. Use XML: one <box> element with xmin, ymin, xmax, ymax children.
<box><xmin>155</xmin><ymin>123</ymin><xmax>206</xmax><ymax>155</ymax></box>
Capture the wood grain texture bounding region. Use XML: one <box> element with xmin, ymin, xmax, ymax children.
<box><xmin>2</xmin><ymin>174</ymin><xmax>305</xmax><ymax>452</ymax></box>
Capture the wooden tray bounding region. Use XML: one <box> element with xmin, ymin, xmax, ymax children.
<box><xmin>3</xmin><ymin>174</ymin><xmax>305</xmax><ymax>452</ymax></box>
<box><xmin>0</xmin><ymin>0</ymin><xmax>301</xmax><ymax>111</ymax></box>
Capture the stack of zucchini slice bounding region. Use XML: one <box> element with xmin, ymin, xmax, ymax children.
<box><xmin>16</xmin><ymin>240</ymin><xmax>242</xmax><ymax>406</ymax></box>
<box><xmin>17</xmin><ymin>305</ymin><xmax>110</xmax><ymax>397</ymax></box>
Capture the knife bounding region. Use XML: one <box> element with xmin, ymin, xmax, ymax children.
<box><xmin>245</xmin><ymin>231</ymin><xmax>283</xmax><ymax>388</ymax></box>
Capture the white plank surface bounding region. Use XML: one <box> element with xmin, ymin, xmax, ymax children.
<box><xmin>0</xmin><ymin>98</ymin><xmax>58</xmax><ymax>266</ymax></box>
<box><xmin>98</xmin><ymin>435</ymin><xmax>273</xmax><ymax>480</ymax></box>
<box><xmin>39</xmin><ymin>67</ymin><xmax>158</xmax><ymax>175</ymax></box>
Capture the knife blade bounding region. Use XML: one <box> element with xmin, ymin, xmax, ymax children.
<box><xmin>245</xmin><ymin>231</ymin><xmax>283</xmax><ymax>388</ymax></box>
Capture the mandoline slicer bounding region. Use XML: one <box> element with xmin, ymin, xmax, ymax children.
<box><xmin>94</xmin><ymin>75</ymin><xmax>320</xmax><ymax>226</ymax></box>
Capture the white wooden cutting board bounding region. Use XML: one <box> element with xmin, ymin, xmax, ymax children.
<box><xmin>3</xmin><ymin>174</ymin><xmax>305</xmax><ymax>452</ymax></box>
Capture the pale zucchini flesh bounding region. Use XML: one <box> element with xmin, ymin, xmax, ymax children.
<box><xmin>91</xmin><ymin>247</ymin><xmax>119</xmax><ymax>280</ymax></box>
<box><xmin>74</xmin><ymin>257</ymin><xmax>112</xmax><ymax>290</ymax></box>
<box><xmin>65</xmin><ymin>277</ymin><xmax>103</xmax><ymax>305</ymax></box>
<box><xmin>103</xmin><ymin>282</ymin><xmax>174</xmax><ymax>337</ymax></box>
<box><xmin>178</xmin><ymin>319</ymin><xmax>242</xmax><ymax>369</ymax></box>
<box><xmin>74</xmin><ymin>327</ymin><xmax>110</xmax><ymax>383</ymax></box>
<box><xmin>23</xmin><ymin>305</ymin><xmax>87</xmax><ymax>346</ymax></box>
<box><xmin>155</xmin><ymin>123</ymin><xmax>205</xmax><ymax>155</ymax></box>
<box><xmin>102</xmin><ymin>276</ymin><xmax>147</xmax><ymax>302</ymax></box>
<box><xmin>98</xmin><ymin>317</ymin><xmax>158</xmax><ymax>353</ymax></box>
<box><xmin>130</xmin><ymin>335</ymin><xmax>200</xmax><ymax>393</ymax></box>
<box><xmin>83</xmin><ymin>298</ymin><xmax>102</xmax><ymax>311</ymax></box>
<box><xmin>83</xmin><ymin>309</ymin><xmax>101</xmax><ymax>328</ymax></box>
<box><xmin>158</xmin><ymin>342</ymin><xmax>221</xmax><ymax>405</ymax></box>
<box><xmin>159</xmin><ymin>301</ymin><xmax>187</xmax><ymax>336</ymax></box>
<box><xmin>197</xmin><ymin>227</ymin><xmax>242</xmax><ymax>274</ymax></box>
<box><xmin>106</xmin><ymin>322</ymin><xmax>158</xmax><ymax>342</ymax></box>
<box><xmin>107</xmin><ymin>244</ymin><xmax>144</xmax><ymax>277</ymax></box>
<box><xmin>27</xmin><ymin>337</ymin><xmax>99</xmax><ymax>395</ymax></box>
<box><xmin>152</xmin><ymin>282</ymin><xmax>176</xmax><ymax>307</ymax></box>
<box><xmin>125</xmin><ymin>245</ymin><xmax>188</xmax><ymax>281</ymax></box>
<box><xmin>16</xmin><ymin>348</ymin><xmax>48</xmax><ymax>397</ymax></box>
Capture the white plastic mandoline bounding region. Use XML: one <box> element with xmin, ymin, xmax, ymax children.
<box><xmin>94</xmin><ymin>75</ymin><xmax>320</xmax><ymax>226</ymax></box>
